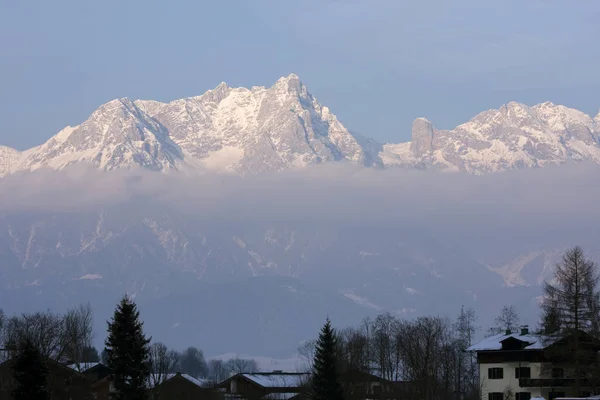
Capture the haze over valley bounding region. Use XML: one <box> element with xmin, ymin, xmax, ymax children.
<box><xmin>1</xmin><ymin>75</ymin><xmax>599</xmax><ymax>358</ymax></box>
<box><xmin>2</xmin><ymin>0</ymin><xmax>600</xmax><ymax>369</ymax></box>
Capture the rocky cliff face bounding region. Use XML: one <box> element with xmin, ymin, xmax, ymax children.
<box><xmin>410</xmin><ymin>118</ymin><xmax>435</xmax><ymax>156</ymax></box>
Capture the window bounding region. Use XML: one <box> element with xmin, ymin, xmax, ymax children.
<box><xmin>515</xmin><ymin>367</ymin><xmax>531</xmax><ymax>379</ymax></box>
<box><xmin>489</xmin><ymin>393</ymin><xmax>503</xmax><ymax>400</ymax></box>
<box><xmin>551</xmin><ymin>368</ymin><xmax>564</xmax><ymax>378</ymax></box>
<box><xmin>516</xmin><ymin>393</ymin><xmax>531</xmax><ymax>400</ymax></box>
<box><xmin>488</xmin><ymin>368</ymin><xmax>504</xmax><ymax>379</ymax></box>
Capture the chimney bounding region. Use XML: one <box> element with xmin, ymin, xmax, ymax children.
<box><xmin>520</xmin><ymin>325</ymin><xmax>529</xmax><ymax>335</ymax></box>
<box><xmin>505</xmin><ymin>329</ymin><xmax>512</xmax><ymax>335</ymax></box>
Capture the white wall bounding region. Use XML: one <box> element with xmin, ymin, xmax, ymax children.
<box><xmin>480</xmin><ymin>362</ymin><xmax>544</xmax><ymax>400</ymax></box>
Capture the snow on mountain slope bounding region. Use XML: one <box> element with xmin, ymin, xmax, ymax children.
<box><xmin>382</xmin><ymin>101</ymin><xmax>600</xmax><ymax>174</ymax></box>
<box><xmin>20</xmin><ymin>99</ymin><xmax>184</xmax><ymax>173</ymax></box>
<box><xmin>135</xmin><ymin>73</ymin><xmax>367</xmax><ymax>173</ymax></box>
<box><xmin>0</xmin><ymin>146</ymin><xmax>20</xmax><ymax>176</ymax></box>
<box><xmin>1</xmin><ymin>74</ymin><xmax>600</xmax><ymax>176</ymax></box>
<box><xmin>0</xmin><ymin>74</ymin><xmax>368</xmax><ymax>176</ymax></box>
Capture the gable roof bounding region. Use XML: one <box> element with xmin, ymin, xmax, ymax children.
<box><xmin>231</xmin><ymin>373</ymin><xmax>309</xmax><ymax>389</ymax></box>
<box><xmin>242</xmin><ymin>373</ymin><xmax>308</xmax><ymax>388</ymax></box>
<box><xmin>0</xmin><ymin>354</ymin><xmax>88</xmax><ymax>378</ymax></box>
<box><xmin>468</xmin><ymin>329</ymin><xmax>600</xmax><ymax>352</ymax></box>
<box><xmin>147</xmin><ymin>373</ymin><xmax>209</xmax><ymax>389</ymax></box>
<box><xmin>67</xmin><ymin>362</ymin><xmax>105</xmax><ymax>372</ymax></box>
<box><xmin>467</xmin><ymin>332</ymin><xmax>545</xmax><ymax>351</ymax></box>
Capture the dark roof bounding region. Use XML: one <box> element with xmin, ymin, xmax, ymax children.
<box><xmin>67</xmin><ymin>362</ymin><xmax>110</xmax><ymax>373</ymax></box>
<box><xmin>0</xmin><ymin>354</ymin><xmax>88</xmax><ymax>378</ymax></box>
<box><xmin>148</xmin><ymin>373</ymin><xmax>210</xmax><ymax>389</ymax></box>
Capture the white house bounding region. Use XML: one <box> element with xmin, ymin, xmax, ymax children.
<box><xmin>467</xmin><ymin>326</ymin><xmax>600</xmax><ymax>400</ymax></box>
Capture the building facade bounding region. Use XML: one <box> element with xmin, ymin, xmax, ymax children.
<box><xmin>468</xmin><ymin>327</ymin><xmax>600</xmax><ymax>400</ymax></box>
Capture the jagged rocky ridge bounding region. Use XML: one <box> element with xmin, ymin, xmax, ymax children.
<box><xmin>381</xmin><ymin>102</ymin><xmax>600</xmax><ymax>173</ymax></box>
<box><xmin>1</xmin><ymin>74</ymin><xmax>600</xmax><ymax>177</ymax></box>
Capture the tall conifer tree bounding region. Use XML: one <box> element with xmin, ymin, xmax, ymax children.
<box><xmin>11</xmin><ymin>339</ymin><xmax>49</xmax><ymax>400</ymax></box>
<box><xmin>105</xmin><ymin>296</ymin><xmax>151</xmax><ymax>400</ymax></box>
<box><xmin>311</xmin><ymin>318</ymin><xmax>344</xmax><ymax>400</ymax></box>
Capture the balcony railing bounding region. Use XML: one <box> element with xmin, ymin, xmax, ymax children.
<box><xmin>519</xmin><ymin>378</ymin><xmax>592</xmax><ymax>388</ymax></box>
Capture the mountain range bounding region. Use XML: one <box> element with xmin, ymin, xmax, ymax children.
<box><xmin>1</xmin><ymin>74</ymin><xmax>600</xmax><ymax>177</ymax></box>
<box><xmin>1</xmin><ymin>74</ymin><xmax>600</xmax><ymax>358</ymax></box>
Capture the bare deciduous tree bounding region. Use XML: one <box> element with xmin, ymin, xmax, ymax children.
<box><xmin>3</xmin><ymin>310</ymin><xmax>64</xmax><ymax>359</ymax></box>
<box><xmin>325</xmin><ymin>311</ymin><xmax>482</xmax><ymax>400</ymax></box>
<box><xmin>0</xmin><ymin>309</ymin><xmax>6</xmax><ymax>362</ymax></box>
<box><xmin>1</xmin><ymin>303</ymin><xmax>94</xmax><ymax>364</ymax></box>
<box><xmin>297</xmin><ymin>339</ymin><xmax>317</xmax><ymax>372</ymax></box>
<box><xmin>488</xmin><ymin>305</ymin><xmax>520</xmax><ymax>336</ymax></box>
<box><xmin>207</xmin><ymin>359</ymin><xmax>230</xmax><ymax>384</ymax></box>
<box><xmin>178</xmin><ymin>346</ymin><xmax>209</xmax><ymax>378</ymax></box>
<box><xmin>149</xmin><ymin>342</ymin><xmax>179</xmax><ymax>389</ymax></box>
<box><xmin>225</xmin><ymin>357</ymin><xmax>260</xmax><ymax>374</ymax></box>
<box><xmin>337</xmin><ymin>324</ymin><xmax>373</xmax><ymax>400</ymax></box>
<box><xmin>62</xmin><ymin>303</ymin><xmax>94</xmax><ymax>365</ymax></box>
<box><xmin>371</xmin><ymin>313</ymin><xmax>399</xmax><ymax>382</ymax></box>
<box><xmin>456</xmin><ymin>306</ymin><xmax>479</xmax><ymax>400</ymax></box>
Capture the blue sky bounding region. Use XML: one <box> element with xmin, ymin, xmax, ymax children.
<box><xmin>1</xmin><ymin>0</ymin><xmax>599</xmax><ymax>149</ymax></box>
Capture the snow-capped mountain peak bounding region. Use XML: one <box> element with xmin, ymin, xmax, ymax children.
<box><xmin>20</xmin><ymin>97</ymin><xmax>183</xmax><ymax>173</ymax></box>
<box><xmin>382</xmin><ymin>101</ymin><xmax>600</xmax><ymax>174</ymax></box>
<box><xmin>133</xmin><ymin>74</ymin><xmax>366</xmax><ymax>173</ymax></box>
<box><xmin>1</xmin><ymin>75</ymin><xmax>600</xmax><ymax>177</ymax></box>
<box><xmin>273</xmin><ymin>73</ymin><xmax>304</xmax><ymax>94</ymax></box>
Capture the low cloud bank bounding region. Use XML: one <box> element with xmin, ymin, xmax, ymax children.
<box><xmin>1</xmin><ymin>163</ymin><xmax>599</xmax><ymax>227</ymax></box>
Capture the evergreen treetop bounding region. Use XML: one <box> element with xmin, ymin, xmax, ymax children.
<box><xmin>311</xmin><ymin>318</ymin><xmax>344</xmax><ymax>400</ymax></box>
<box><xmin>105</xmin><ymin>295</ymin><xmax>151</xmax><ymax>400</ymax></box>
<box><xmin>11</xmin><ymin>339</ymin><xmax>49</xmax><ymax>400</ymax></box>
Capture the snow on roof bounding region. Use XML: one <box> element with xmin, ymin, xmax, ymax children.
<box><xmin>147</xmin><ymin>373</ymin><xmax>208</xmax><ymax>389</ymax></box>
<box><xmin>554</xmin><ymin>397</ymin><xmax>600</xmax><ymax>400</ymax></box>
<box><xmin>261</xmin><ymin>393</ymin><xmax>299</xmax><ymax>400</ymax></box>
<box><xmin>67</xmin><ymin>362</ymin><xmax>102</xmax><ymax>372</ymax></box>
<box><xmin>467</xmin><ymin>332</ymin><xmax>545</xmax><ymax>351</ymax></box>
<box><xmin>242</xmin><ymin>373</ymin><xmax>308</xmax><ymax>388</ymax></box>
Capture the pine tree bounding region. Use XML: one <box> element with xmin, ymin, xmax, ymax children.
<box><xmin>105</xmin><ymin>296</ymin><xmax>151</xmax><ymax>400</ymax></box>
<box><xmin>11</xmin><ymin>339</ymin><xmax>49</xmax><ymax>400</ymax></box>
<box><xmin>311</xmin><ymin>318</ymin><xmax>344</xmax><ymax>400</ymax></box>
